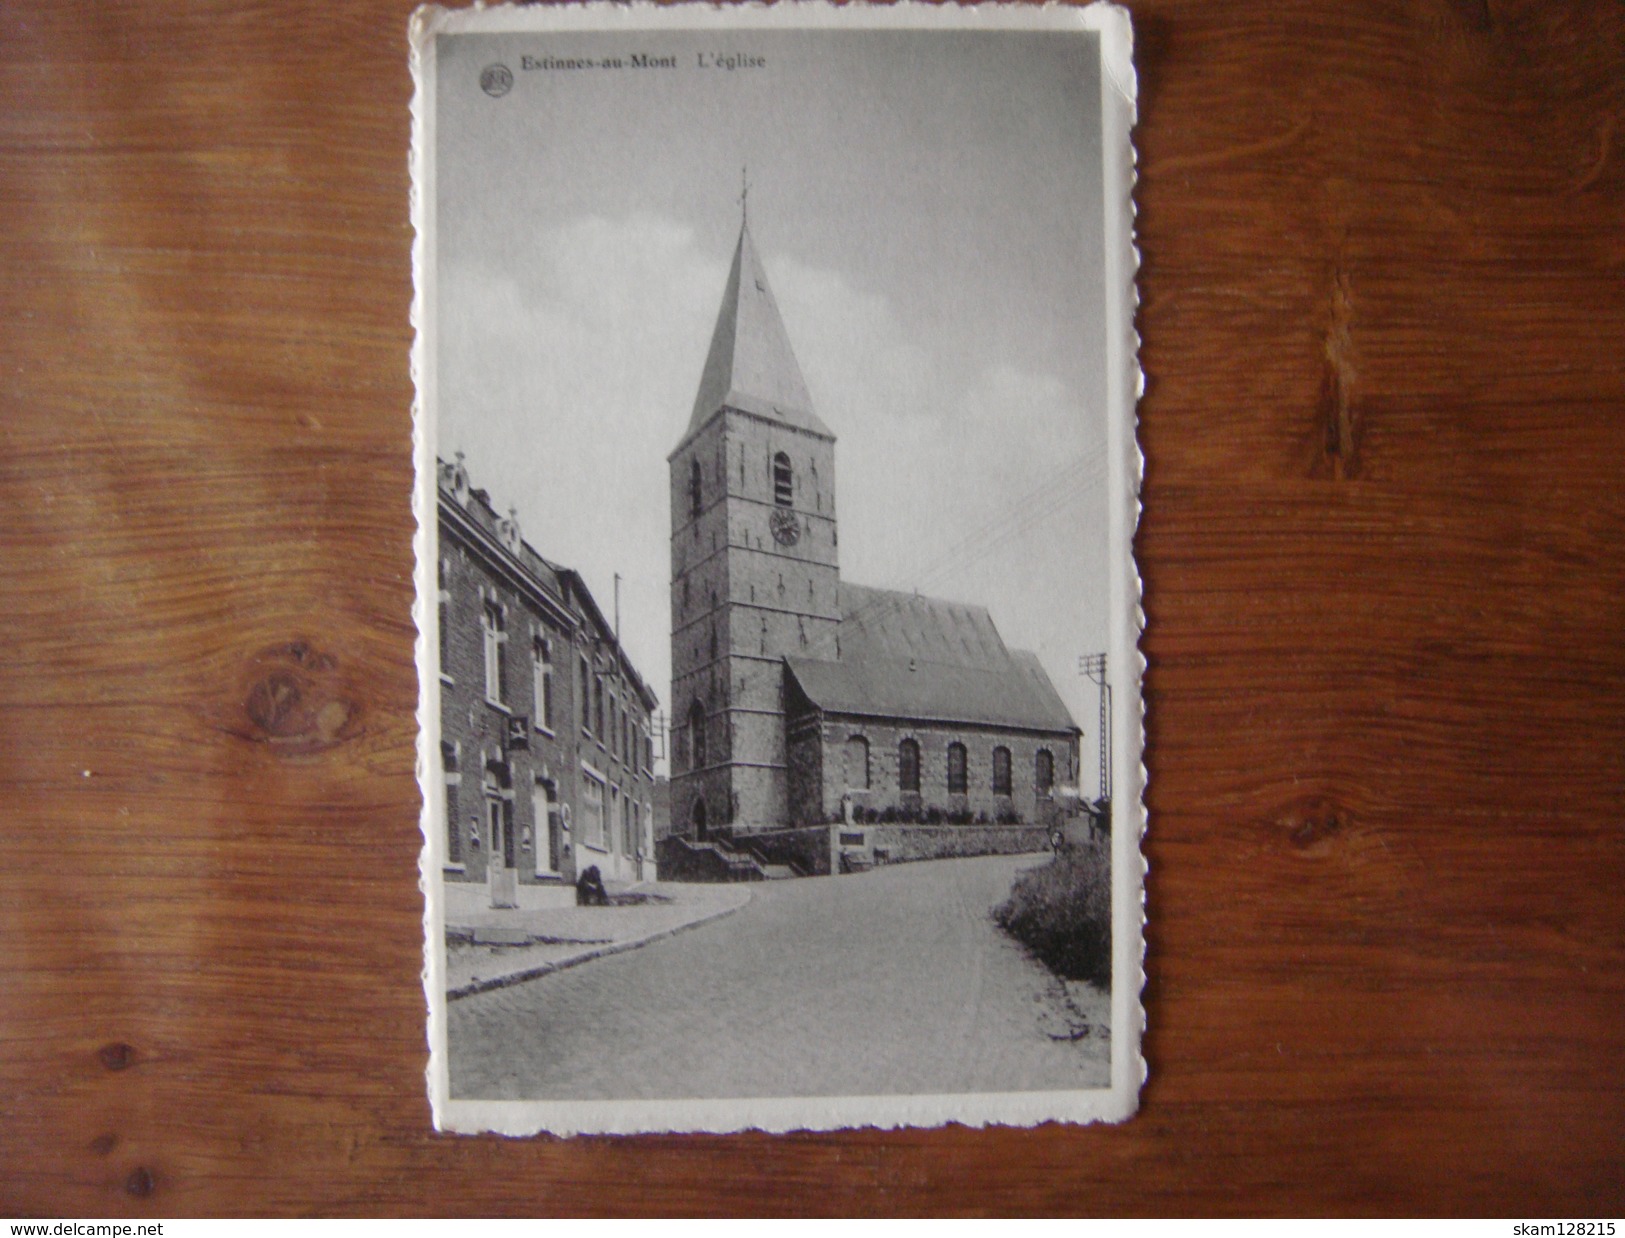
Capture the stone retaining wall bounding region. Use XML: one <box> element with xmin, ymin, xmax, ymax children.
<box><xmin>732</xmin><ymin>822</ymin><xmax>1050</xmax><ymax>875</ymax></box>
<box><xmin>862</xmin><ymin>824</ymin><xmax>1050</xmax><ymax>867</ymax></box>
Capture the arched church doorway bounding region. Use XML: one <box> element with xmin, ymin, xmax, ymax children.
<box><xmin>691</xmin><ymin>796</ymin><xmax>709</xmax><ymax>842</ymax></box>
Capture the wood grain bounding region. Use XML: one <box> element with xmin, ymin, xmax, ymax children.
<box><xmin>2</xmin><ymin>0</ymin><xmax>1621</xmax><ymax>1217</ymax></box>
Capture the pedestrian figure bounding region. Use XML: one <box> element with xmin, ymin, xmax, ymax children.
<box><xmin>576</xmin><ymin>865</ymin><xmax>608</xmax><ymax>906</ymax></box>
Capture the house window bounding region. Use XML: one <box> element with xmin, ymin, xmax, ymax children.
<box><xmin>947</xmin><ymin>742</ymin><xmax>968</xmax><ymax>795</ymax></box>
<box><xmin>581</xmin><ymin>770</ymin><xmax>606</xmax><ymax>850</ymax></box>
<box><xmin>689</xmin><ymin>458</ymin><xmax>703</xmax><ymax>520</ymax></box>
<box><xmin>437</xmin><ymin>559</ymin><xmax>450</xmax><ymax>671</ymax></box>
<box><xmin>533</xmin><ymin>636</ymin><xmax>553</xmax><ymax>731</ymax></box>
<box><xmin>992</xmin><ymin>746</ymin><xmax>1012</xmax><ymax>795</ymax></box>
<box><xmin>609</xmin><ymin>784</ymin><xmax>622</xmax><ymax>856</ymax></box>
<box><xmin>1036</xmin><ymin>748</ymin><xmax>1055</xmax><ymax>795</ymax></box>
<box><xmin>898</xmin><ymin>738</ymin><xmax>920</xmax><ymax>793</ymax></box>
<box><xmin>772</xmin><ymin>452</ymin><xmax>792</xmax><ymax>506</ymax></box>
<box><xmin>844</xmin><ymin>735</ymin><xmax>870</xmax><ymax>790</ymax></box>
<box><xmin>442</xmin><ymin>743</ymin><xmax>461</xmax><ymax>864</ymax></box>
<box><xmin>594</xmin><ymin>672</ymin><xmax>605</xmax><ymax>740</ymax></box>
<box><xmin>578</xmin><ymin>654</ymin><xmax>591</xmax><ymax>735</ymax></box>
<box><xmin>481</xmin><ymin>602</ymin><xmax>505</xmax><ymax>704</ymax></box>
<box><xmin>689</xmin><ymin>700</ymin><xmax>707</xmax><ymax>770</ymax></box>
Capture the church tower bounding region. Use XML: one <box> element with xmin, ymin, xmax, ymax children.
<box><xmin>669</xmin><ymin>218</ymin><xmax>839</xmax><ymax>836</ymax></box>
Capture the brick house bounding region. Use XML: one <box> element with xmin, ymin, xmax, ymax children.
<box><xmin>437</xmin><ymin>455</ymin><xmax>659</xmax><ymax>907</ymax></box>
<box><xmin>668</xmin><ymin>219</ymin><xmax>1081</xmax><ymax>844</ymax></box>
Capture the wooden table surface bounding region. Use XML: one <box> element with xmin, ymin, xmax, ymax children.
<box><xmin>2</xmin><ymin>0</ymin><xmax>1621</xmax><ymax>1217</ymax></box>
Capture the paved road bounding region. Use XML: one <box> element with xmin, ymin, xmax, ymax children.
<box><xmin>448</xmin><ymin>852</ymin><xmax>1109</xmax><ymax>1101</ymax></box>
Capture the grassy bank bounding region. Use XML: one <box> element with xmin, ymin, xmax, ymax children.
<box><xmin>993</xmin><ymin>842</ymin><xmax>1112</xmax><ymax>986</ymax></box>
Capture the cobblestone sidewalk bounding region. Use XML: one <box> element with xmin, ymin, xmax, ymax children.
<box><xmin>444</xmin><ymin>881</ymin><xmax>753</xmax><ymax>1000</ymax></box>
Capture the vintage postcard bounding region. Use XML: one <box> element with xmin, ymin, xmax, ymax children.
<box><xmin>411</xmin><ymin>0</ymin><xmax>1143</xmax><ymax>1135</ymax></box>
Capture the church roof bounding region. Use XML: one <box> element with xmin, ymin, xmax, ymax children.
<box><xmin>677</xmin><ymin>221</ymin><xmax>833</xmax><ymax>452</ymax></box>
<box><xmin>785</xmin><ymin>583</ymin><xmax>1077</xmax><ymax>735</ymax></box>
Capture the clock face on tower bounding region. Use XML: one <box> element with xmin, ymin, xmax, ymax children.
<box><xmin>769</xmin><ymin>508</ymin><xmax>801</xmax><ymax>546</ymax></box>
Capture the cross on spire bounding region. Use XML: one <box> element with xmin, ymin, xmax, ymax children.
<box><xmin>739</xmin><ymin>165</ymin><xmax>750</xmax><ymax>227</ymax></box>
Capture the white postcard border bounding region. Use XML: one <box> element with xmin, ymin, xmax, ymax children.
<box><xmin>410</xmin><ymin>0</ymin><xmax>1145</xmax><ymax>1137</ymax></box>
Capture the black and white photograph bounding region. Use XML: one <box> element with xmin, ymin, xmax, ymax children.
<box><xmin>412</xmin><ymin>0</ymin><xmax>1143</xmax><ymax>1134</ymax></box>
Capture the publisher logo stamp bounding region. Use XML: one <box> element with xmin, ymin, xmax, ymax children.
<box><xmin>480</xmin><ymin>64</ymin><xmax>513</xmax><ymax>97</ymax></box>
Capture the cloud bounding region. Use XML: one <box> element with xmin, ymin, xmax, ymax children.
<box><xmin>773</xmin><ymin>258</ymin><xmax>1099</xmax><ymax>620</ymax></box>
<box><xmin>438</xmin><ymin>213</ymin><xmax>727</xmax><ymax>691</ymax></box>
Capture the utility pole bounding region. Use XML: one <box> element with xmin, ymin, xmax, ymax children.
<box><xmin>1079</xmin><ymin>653</ymin><xmax>1111</xmax><ymax>802</ymax></box>
<box><xmin>613</xmin><ymin>572</ymin><xmax>621</xmax><ymax>651</ymax></box>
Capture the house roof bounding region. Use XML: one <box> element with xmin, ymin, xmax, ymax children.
<box><xmin>436</xmin><ymin>456</ymin><xmax>658</xmax><ymax>711</ymax></box>
<box><xmin>785</xmin><ymin>583</ymin><xmax>1077</xmax><ymax>734</ymax></box>
<box><xmin>677</xmin><ymin>221</ymin><xmax>833</xmax><ymax>452</ymax></box>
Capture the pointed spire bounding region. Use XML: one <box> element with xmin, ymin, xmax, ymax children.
<box><xmin>677</xmin><ymin>209</ymin><xmax>833</xmax><ymax>451</ymax></box>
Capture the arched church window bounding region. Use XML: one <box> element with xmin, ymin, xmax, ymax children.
<box><xmin>992</xmin><ymin>746</ymin><xmax>1012</xmax><ymax>796</ymax></box>
<box><xmin>844</xmin><ymin>735</ymin><xmax>870</xmax><ymax>790</ymax></box>
<box><xmin>773</xmin><ymin>452</ymin><xmax>793</xmax><ymax>507</ymax></box>
<box><xmin>947</xmin><ymin>742</ymin><xmax>968</xmax><ymax>795</ymax></box>
<box><xmin>689</xmin><ymin>458</ymin><xmax>703</xmax><ymax>520</ymax></box>
<box><xmin>1036</xmin><ymin>749</ymin><xmax>1055</xmax><ymax>795</ymax></box>
<box><xmin>689</xmin><ymin>700</ymin><xmax>707</xmax><ymax>770</ymax></box>
<box><xmin>898</xmin><ymin>738</ymin><xmax>920</xmax><ymax>793</ymax></box>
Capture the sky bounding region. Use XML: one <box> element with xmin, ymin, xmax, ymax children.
<box><xmin>431</xmin><ymin>27</ymin><xmax>1111</xmax><ymax>787</ymax></box>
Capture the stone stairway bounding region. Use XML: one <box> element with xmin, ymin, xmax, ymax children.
<box><xmin>656</xmin><ymin>833</ymin><xmax>804</xmax><ymax>881</ymax></box>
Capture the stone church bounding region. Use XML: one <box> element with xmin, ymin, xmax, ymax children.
<box><xmin>669</xmin><ymin>219</ymin><xmax>1081</xmax><ymax>840</ymax></box>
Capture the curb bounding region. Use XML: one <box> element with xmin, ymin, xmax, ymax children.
<box><xmin>447</xmin><ymin>892</ymin><xmax>751</xmax><ymax>1001</ymax></box>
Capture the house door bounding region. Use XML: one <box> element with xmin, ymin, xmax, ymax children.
<box><xmin>533</xmin><ymin>780</ymin><xmax>559</xmax><ymax>877</ymax></box>
<box><xmin>488</xmin><ymin>796</ymin><xmax>517</xmax><ymax>908</ymax></box>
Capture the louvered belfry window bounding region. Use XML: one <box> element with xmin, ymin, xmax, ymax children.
<box><xmin>773</xmin><ymin>452</ymin><xmax>793</xmax><ymax>506</ymax></box>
